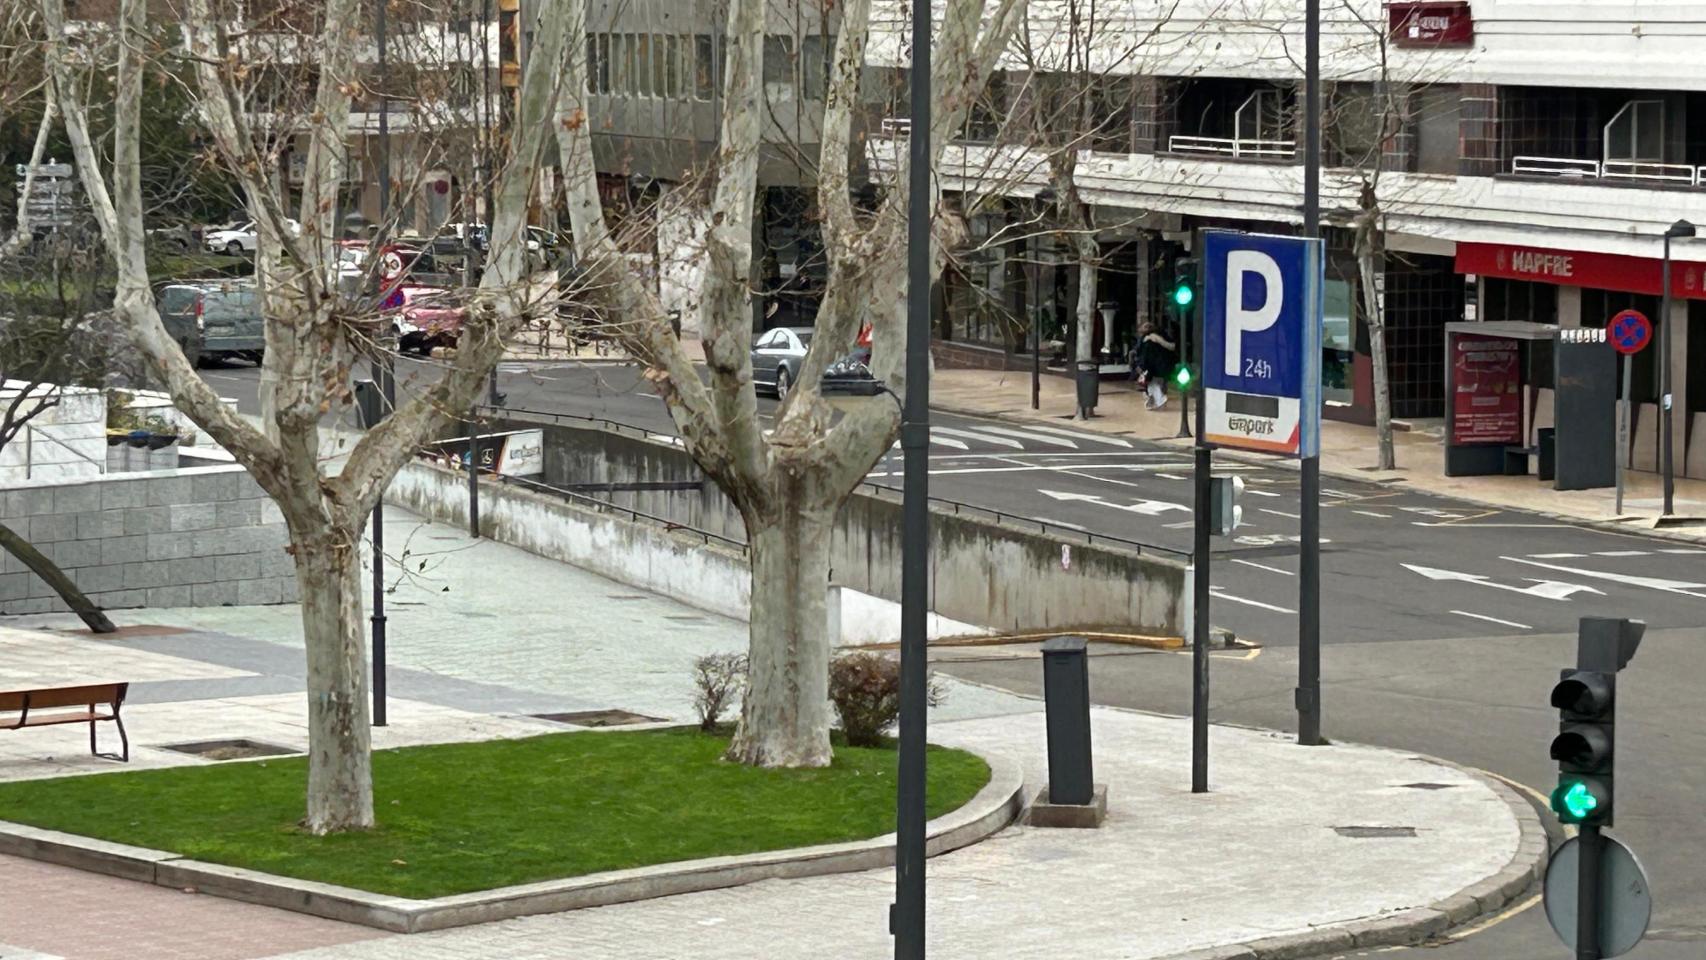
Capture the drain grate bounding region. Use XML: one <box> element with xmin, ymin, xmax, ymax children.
<box><xmin>1334</xmin><ymin>825</ymin><xmax>1418</xmax><ymax>839</ymax></box>
<box><xmin>1399</xmin><ymin>782</ymin><xmax>1457</xmax><ymax>791</ymax></box>
<box><xmin>160</xmin><ymin>738</ymin><xmax>299</xmax><ymax>761</ymax></box>
<box><xmin>532</xmin><ymin>709</ymin><xmax>665</xmax><ymax>727</ymax></box>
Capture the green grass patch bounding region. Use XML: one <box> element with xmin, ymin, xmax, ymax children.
<box><xmin>0</xmin><ymin>728</ymin><xmax>990</xmax><ymax>899</ymax></box>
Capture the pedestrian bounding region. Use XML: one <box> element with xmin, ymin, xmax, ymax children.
<box><xmin>1135</xmin><ymin>321</ymin><xmax>1177</xmax><ymax>410</ymax></box>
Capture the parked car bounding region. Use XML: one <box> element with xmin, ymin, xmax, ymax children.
<box><xmin>749</xmin><ymin>326</ymin><xmax>874</xmax><ymax>400</ymax></box>
<box><xmin>155</xmin><ymin>279</ymin><xmax>264</xmax><ymax>366</ymax></box>
<box><xmin>384</xmin><ymin>285</ymin><xmax>466</xmax><ymax>355</ymax></box>
<box><xmin>146</xmin><ymin>222</ymin><xmax>195</xmax><ymax>251</ymax></box>
<box><xmin>204</xmin><ymin>218</ymin><xmax>302</xmax><ymax>256</ymax></box>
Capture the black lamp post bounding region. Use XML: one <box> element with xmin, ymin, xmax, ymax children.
<box><xmin>1660</xmin><ymin>219</ymin><xmax>1695</xmax><ymax>517</ymax></box>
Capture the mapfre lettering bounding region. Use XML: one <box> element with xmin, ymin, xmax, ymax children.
<box><xmin>1509</xmin><ymin>250</ymin><xmax>1574</xmax><ymax>278</ymax></box>
<box><xmin>1227</xmin><ymin>417</ymin><xmax>1275</xmax><ymax>436</ymax></box>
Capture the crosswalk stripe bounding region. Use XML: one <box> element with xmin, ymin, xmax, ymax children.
<box><xmin>930</xmin><ymin>434</ymin><xmax>969</xmax><ymax>450</ymax></box>
<box><xmin>968</xmin><ymin>425</ymin><xmax>1080</xmax><ymax>449</ymax></box>
<box><xmin>1010</xmin><ymin>424</ymin><xmax>1134</xmax><ymax>448</ymax></box>
<box><xmin>931</xmin><ymin>426</ymin><xmax>1024</xmax><ymax>450</ymax></box>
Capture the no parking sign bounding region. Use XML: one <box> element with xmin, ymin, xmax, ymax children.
<box><xmin>1609</xmin><ymin>309</ymin><xmax>1651</xmax><ymax>355</ymax></box>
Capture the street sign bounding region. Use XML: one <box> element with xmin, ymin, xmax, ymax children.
<box><xmin>14</xmin><ymin>162</ymin><xmax>73</xmax><ymax>178</ymax></box>
<box><xmin>1609</xmin><ymin>310</ymin><xmax>1651</xmax><ymax>356</ymax></box>
<box><xmin>1544</xmin><ymin>834</ymin><xmax>1652</xmax><ymax>957</ymax></box>
<box><xmin>1200</xmin><ymin>230</ymin><xmax>1324</xmax><ymax>457</ymax></box>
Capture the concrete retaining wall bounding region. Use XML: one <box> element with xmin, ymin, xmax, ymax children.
<box><xmin>0</xmin><ymin>464</ymin><xmax>294</xmax><ymax>614</ymax></box>
<box><xmin>400</xmin><ymin>419</ymin><xmax>1189</xmax><ymax>637</ymax></box>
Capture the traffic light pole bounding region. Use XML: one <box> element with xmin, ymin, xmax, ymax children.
<box><xmin>1176</xmin><ymin>296</ymin><xmax>1192</xmax><ymax>439</ymax></box>
<box><xmin>1577</xmin><ymin>823</ymin><xmax>1604</xmax><ymax>960</ymax></box>
<box><xmin>1191</xmin><ymin>373</ymin><xmax>1211</xmax><ymax>793</ymax></box>
<box><xmin>1296</xmin><ymin>0</ymin><xmax>1324</xmax><ymax>748</ymax></box>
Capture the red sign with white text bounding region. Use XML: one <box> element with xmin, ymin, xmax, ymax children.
<box><xmin>1457</xmin><ymin>242</ymin><xmax>1706</xmax><ymax>300</ymax></box>
<box><xmin>1389</xmin><ymin>1</ymin><xmax>1474</xmax><ymax>47</ymax></box>
<box><xmin>1451</xmin><ymin>334</ymin><xmax>1522</xmax><ymax>445</ymax></box>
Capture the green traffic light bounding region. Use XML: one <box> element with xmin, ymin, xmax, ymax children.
<box><xmin>1173</xmin><ymin>364</ymin><xmax>1193</xmax><ymax>388</ymax></box>
<box><xmin>1553</xmin><ymin>780</ymin><xmax>1600</xmax><ymax>823</ymax></box>
<box><xmin>1172</xmin><ymin>284</ymin><xmax>1195</xmax><ymax>308</ymax></box>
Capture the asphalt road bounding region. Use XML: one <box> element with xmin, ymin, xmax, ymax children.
<box><xmin>202</xmin><ymin>356</ymin><xmax>1706</xmax><ymax>651</ymax></box>
<box><xmin>199</xmin><ymin>355</ymin><xmax>1706</xmax><ymax>958</ymax></box>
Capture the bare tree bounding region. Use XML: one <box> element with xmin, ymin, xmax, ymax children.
<box><xmin>554</xmin><ymin>0</ymin><xmax>1025</xmax><ymax>767</ymax></box>
<box><xmin>43</xmin><ymin>0</ymin><xmax>575</xmax><ymax>832</ymax></box>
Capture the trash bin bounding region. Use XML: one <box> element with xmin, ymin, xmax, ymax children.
<box><xmin>1075</xmin><ymin>360</ymin><xmax>1099</xmax><ymax>417</ymax></box>
<box><xmin>1538</xmin><ymin>427</ymin><xmax>1557</xmax><ymax>482</ymax></box>
<box><xmin>1041</xmin><ymin>636</ymin><xmax>1093</xmax><ymax>806</ymax></box>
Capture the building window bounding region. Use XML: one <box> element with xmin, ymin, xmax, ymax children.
<box><xmin>1235</xmin><ymin>88</ymin><xmax>1287</xmax><ymax>144</ymax></box>
<box><xmin>611</xmin><ymin>34</ymin><xmax>632</xmax><ymax>94</ymax></box>
<box><xmin>763</xmin><ymin>36</ymin><xmax>793</xmax><ymax>86</ymax></box>
<box><xmin>694</xmin><ymin>35</ymin><xmax>715</xmax><ymax>100</ymax></box>
<box><xmin>1326</xmin><ymin>83</ymin><xmax>1380</xmax><ymax>168</ymax></box>
<box><xmin>635</xmin><ymin>34</ymin><xmax>653</xmax><ymax>97</ymax></box>
<box><xmin>1413</xmin><ymin>85</ymin><xmax>1460</xmax><ymax>175</ymax></box>
<box><xmin>587</xmin><ymin>34</ymin><xmax>610</xmax><ymax>94</ymax></box>
<box><xmin>1089</xmin><ymin>76</ymin><xmax>1133</xmax><ymax>152</ymax></box>
<box><xmin>964</xmin><ymin>72</ymin><xmax>1006</xmax><ymax>142</ymax></box>
<box><xmin>663</xmin><ymin>35</ymin><xmax>682</xmax><ymax>99</ymax></box>
<box><xmin>1603</xmin><ymin>99</ymin><xmax>1664</xmax><ymax>164</ymax></box>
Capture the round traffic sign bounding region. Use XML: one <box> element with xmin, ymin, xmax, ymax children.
<box><xmin>379</xmin><ymin>249</ymin><xmax>406</xmax><ymax>281</ymax></box>
<box><xmin>1609</xmin><ymin>309</ymin><xmax>1651</xmax><ymax>356</ymax></box>
<box><xmin>1544</xmin><ymin>834</ymin><xmax>1652</xmax><ymax>958</ymax></box>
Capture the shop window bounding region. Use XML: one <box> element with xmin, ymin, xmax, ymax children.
<box><xmin>1482</xmin><ymin>277</ymin><xmax>1557</xmax><ymax>325</ymax></box>
<box><xmin>1322</xmin><ymin>279</ymin><xmax>1354</xmax><ymax>403</ymax></box>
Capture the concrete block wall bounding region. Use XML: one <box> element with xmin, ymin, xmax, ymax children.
<box><xmin>0</xmin><ymin>386</ymin><xmax>105</xmax><ymax>484</ymax></box>
<box><xmin>0</xmin><ymin>464</ymin><xmax>294</xmax><ymax>615</ymax></box>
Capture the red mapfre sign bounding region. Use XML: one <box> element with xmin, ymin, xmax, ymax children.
<box><xmin>1390</xmin><ymin>1</ymin><xmax>1474</xmax><ymax>47</ymax></box>
<box><xmin>1456</xmin><ymin>241</ymin><xmax>1706</xmax><ymax>301</ymax></box>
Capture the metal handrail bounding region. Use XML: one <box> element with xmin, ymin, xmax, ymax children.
<box><xmin>483</xmin><ymin>405</ymin><xmax>1192</xmax><ymax>561</ymax></box>
<box><xmin>1511</xmin><ymin>155</ymin><xmax>1601</xmax><ymax>178</ymax></box>
<box><xmin>1167</xmin><ymin>135</ymin><xmax>1296</xmax><ymax>159</ymax></box>
<box><xmin>1600</xmin><ymin>160</ymin><xmax>1697</xmax><ymax>185</ymax></box>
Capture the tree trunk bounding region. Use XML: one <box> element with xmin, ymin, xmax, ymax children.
<box><xmin>1073</xmin><ymin>243</ymin><xmax>1098</xmax><ymax>420</ymax></box>
<box><xmin>1357</xmin><ymin>235</ymin><xmax>1396</xmax><ymax>471</ymax></box>
<box><xmin>0</xmin><ymin>520</ymin><xmax>114</xmax><ymax>633</ymax></box>
<box><xmin>726</xmin><ymin>496</ymin><xmax>835</xmax><ymax>768</ymax></box>
<box><xmin>290</xmin><ymin>522</ymin><xmax>374</xmax><ymax>833</ymax></box>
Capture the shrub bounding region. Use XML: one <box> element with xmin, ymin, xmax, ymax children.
<box><xmin>691</xmin><ymin>653</ymin><xmax>748</xmax><ymax>732</ymax></box>
<box><xmin>828</xmin><ymin>651</ymin><xmax>947</xmax><ymax>747</ymax></box>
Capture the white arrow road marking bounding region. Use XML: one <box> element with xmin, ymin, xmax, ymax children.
<box><xmin>1210</xmin><ymin>589</ymin><xmax>1296</xmax><ymax>614</ymax></box>
<box><xmin>1011</xmin><ymin>425</ymin><xmax>1135</xmax><ymax>448</ymax></box>
<box><xmin>1402</xmin><ymin>563</ymin><xmax>1605</xmax><ymax>600</ymax></box>
<box><xmin>929</xmin><ymin>432</ymin><xmax>970</xmax><ymax>450</ymax></box>
<box><xmin>1452</xmin><ymin>610</ymin><xmax>1532</xmax><ymax>630</ymax></box>
<box><xmin>1260</xmin><ymin>508</ymin><xmax>1300</xmax><ymax>520</ymax></box>
<box><xmin>1502</xmin><ymin>556</ymin><xmax>1706</xmax><ymax>599</ymax></box>
<box><xmin>968</xmin><ymin>425</ymin><xmax>1080</xmax><ymax>449</ymax></box>
<box><xmin>1039</xmin><ymin>489</ymin><xmax>1189</xmax><ymax>515</ymax></box>
<box><xmin>1401</xmin><ymin>506</ymin><xmax>1469</xmax><ymax>520</ymax></box>
<box><xmin>931</xmin><ymin>426</ymin><xmax>1024</xmax><ymax>450</ymax></box>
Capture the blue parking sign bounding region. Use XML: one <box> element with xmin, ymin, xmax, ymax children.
<box><xmin>1200</xmin><ymin>230</ymin><xmax>1324</xmax><ymax>457</ymax></box>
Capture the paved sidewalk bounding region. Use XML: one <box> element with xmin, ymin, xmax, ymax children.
<box><xmin>0</xmin><ymin>508</ymin><xmax>1537</xmax><ymax>960</ymax></box>
<box><xmin>931</xmin><ymin>366</ymin><xmax>1706</xmax><ymax>538</ymax></box>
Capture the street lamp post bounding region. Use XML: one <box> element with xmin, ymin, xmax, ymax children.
<box><xmin>1660</xmin><ymin>219</ymin><xmax>1694</xmax><ymax>517</ymax></box>
<box><xmin>893</xmin><ymin>0</ymin><xmax>932</xmax><ymax>954</ymax></box>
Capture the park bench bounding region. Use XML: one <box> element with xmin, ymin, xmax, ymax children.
<box><xmin>0</xmin><ymin>682</ymin><xmax>130</xmax><ymax>762</ymax></box>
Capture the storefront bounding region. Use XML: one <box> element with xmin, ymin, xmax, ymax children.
<box><xmin>1456</xmin><ymin>240</ymin><xmax>1706</xmax><ymax>477</ymax></box>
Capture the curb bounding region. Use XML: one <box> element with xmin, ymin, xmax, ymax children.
<box><xmin>933</xmin><ymin>398</ymin><xmax>1706</xmax><ymax>546</ymax></box>
<box><xmin>0</xmin><ymin>748</ymin><xmax>1024</xmax><ymax>934</ymax></box>
<box><xmin>1156</xmin><ymin>762</ymin><xmax>1550</xmax><ymax>960</ymax></box>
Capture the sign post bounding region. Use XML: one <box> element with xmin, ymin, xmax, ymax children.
<box><xmin>1608</xmin><ymin>309</ymin><xmax>1651</xmax><ymax>515</ymax></box>
<box><xmin>1195</xmin><ymin>230</ymin><xmax>1325</xmax><ymax>781</ymax></box>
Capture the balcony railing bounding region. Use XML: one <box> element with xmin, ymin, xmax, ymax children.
<box><xmin>1168</xmin><ymin>135</ymin><xmax>1296</xmax><ymax>159</ymax></box>
<box><xmin>1511</xmin><ymin>155</ymin><xmax>1704</xmax><ymax>186</ymax></box>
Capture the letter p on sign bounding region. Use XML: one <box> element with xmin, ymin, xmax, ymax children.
<box><xmin>1224</xmin><ymin>250</ymin><xmax>1283</xmax><ymax>376</ymax></box>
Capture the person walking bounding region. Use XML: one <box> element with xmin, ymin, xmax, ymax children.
<box><xmin>1135</xmin><ymin>321</ymin><xmax>1177</xmax><ymax>410</ymax></box>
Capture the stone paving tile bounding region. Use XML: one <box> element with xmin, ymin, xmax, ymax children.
<box><xmin>0</xmin><ymin>629</ymin><xmax>251</xmax><ymax>687</ymax></box>
<box><xmin>0</xmin><ymin>854</ymin><xmax>381</xmax><ymax>960</ymax></box>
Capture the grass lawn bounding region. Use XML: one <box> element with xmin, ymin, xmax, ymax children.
<box><xmin>0</xmin><ymin>728</ymin><xmax>990</xmax><ymax>899</ymax></box>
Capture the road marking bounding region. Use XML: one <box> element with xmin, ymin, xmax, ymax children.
<box><xmin>1412</xmin><ymin>521</ymin><xmax>1570</xmax><ymax>528</ymax></box>
<box><xmin>646</xmin><ymin>433</ymin><xmax>684</xmax><ymax>447</ymax></box>
<box><xmin>1353</xmin><ymin>510</ymin><xmax>1392</xmax><ymax>519</ymax></box>
<box><xmin>931</xmin><ymin>426</ymin><xmax>1024</xmax><ymax>449</ymax></box>
<box><xmin>1260</xmin><ymin>507</ymin><xmax>1300</xmax><ymax>520</ymax></box>
<box><xmin>1402</xmin><ymin>563</ymin><xmax>1604</xmax><ymax>600</ymax></box>
<box><xmin>1592</xmin><ymin>550</ymin><xmax>1649</xmax><ymax>557</ymax></box>
<box><xmin>1236</xmin><ymin>534</ymin><xmax>1331</xmax><ymax>546</ymax></box>
<box><xmin>1400</xmin><ymin>506</ymin><xmax>1470</xmax><ymax>520</ymax></box>
<box><xmin>1156</xmin><ymin>472</ymin><xmax>1186</xmax><ymax>480</ymax></box>
<box><xmin>1210</xmin><ymin>590</ymin><xmax>1296</xmax><ymax>614</ymax></box>
<box><xmin>869</xmin><ymin>462</ymin><xmax>1186</xmax><ymax>478</ymax></box>
<box><xmin>1007</xmin><ymin>424</ymin><xmax>1134</xmax><ymax>448</ymax></box>
<box><xmin>929</xmin><ymin>433</ymin><xmax>970</xmax><ymax>450</ymax></box>
<box><xmin>1529</xmin><ymin>552</ymin><xmax>1586</xmax><ymax>559</ymax></box>
<box><xmin>1163</xmin><ymin>520</ymin><xmax>1194</xmax><ymax>529</ymax></box>
<box><xmin>1503</xmin><ymin>555</ymin><xmax>1706</xmax><ymax>598</ymax></box>
<box><xmin>965</xmin><ymin>425</ymin><xmax>1080</xmax><ymax>449</ymax></box>
<box><xmin>1232</xmin><ymin>558</ymin><xmax>1294</xmax><ymax>576</ymax></box>
<box><xmin>1661</xmin><ymin>548</ymin><xmax>1706</xmax><ymax>554</ymax></box>
<box><xmin>1451</xmin><ymin>609</ymin><xmax>1531</xmax><ymax>630</ymax></box>
<box><xmin>1244</xmin><ymin>488</ymin><xmax>1282</xmax><ymax>498</ymax></box>
<box><xmin>1039</xmin><ymin>489</ymin><xmax>1189</xmax><ymax>516</ymax></box>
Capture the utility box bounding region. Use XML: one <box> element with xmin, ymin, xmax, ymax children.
<box><xmin>1041</xmin><ymin>636</ymin><xmax>1093</xmax><ymax>805</ymax></box>
<box><xmin>1553</xmin><ymin>328</ymin><xmax>1617</xmax><ymax>491</ymax></box>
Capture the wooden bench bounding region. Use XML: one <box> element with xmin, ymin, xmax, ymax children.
<box><xmin>0</xmin><ymin>682</ymin><xmax>130</xmax><ymax>762</ymax></box>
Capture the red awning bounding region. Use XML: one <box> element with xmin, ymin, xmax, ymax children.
<box><xmin>1455</xmin><ymin>241</ymin><xmax>1706</xmax><ymax>301</ymax></box>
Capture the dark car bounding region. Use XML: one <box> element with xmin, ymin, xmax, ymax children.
<box><xmin>155</xmin><ymin>279</ymin><xmax>263</xmax><ymax>367</ymax></box>
<box><xmin>750</xmin><ymin>326</ymin><xmax>874</xmax><ymax>400</ymax></box>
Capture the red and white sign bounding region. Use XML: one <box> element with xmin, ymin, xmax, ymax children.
<box><xmin>1451</xmin><ymin>334</ymin><xmax>1522</xmax><ymax>445</ymax></box>
<box><xmin>1389</xmin><ymin>1</ymin><xmax>1474</xmax><ymax>47</ymax></box>
<box><xmin>1457</xmin><ymin>242</ymin><xmax>1706</xmax><ymax>300</ymax></box>
<box><xmin>1609</xmin><ymin>309</ymin><xmax>1652</xmax><ymax>356</ymax></box>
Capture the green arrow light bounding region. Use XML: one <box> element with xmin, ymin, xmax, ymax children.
<box><xmin>1172</xmin><ymin>284</ymin><xmax>1195</xmax><ymax>308</ymax></box>
<box><xmin>1553</xmin><ymin>780</ymin><xmax>1600</xmax><ymax>822</ymax></box>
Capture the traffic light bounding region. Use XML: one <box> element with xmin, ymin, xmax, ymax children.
<box><xmin>1171</xmin><ymin>258</ymin><xmax>1198</xmax><ymax>312</ymax></box>
<box><xmin>1209</xmin><ymin>475</ymin><xmax>1245</xmax><ymax>535</ymax></box>
<box><xmin>1549</xmin><ymin>669</ymin><xmax>1617</xmax><ymax>826</ymax></box>
<box><xmin>1172</xmin><ymin>363</ymin><xmax>1194</xmax><ymax>390</ymax></box>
